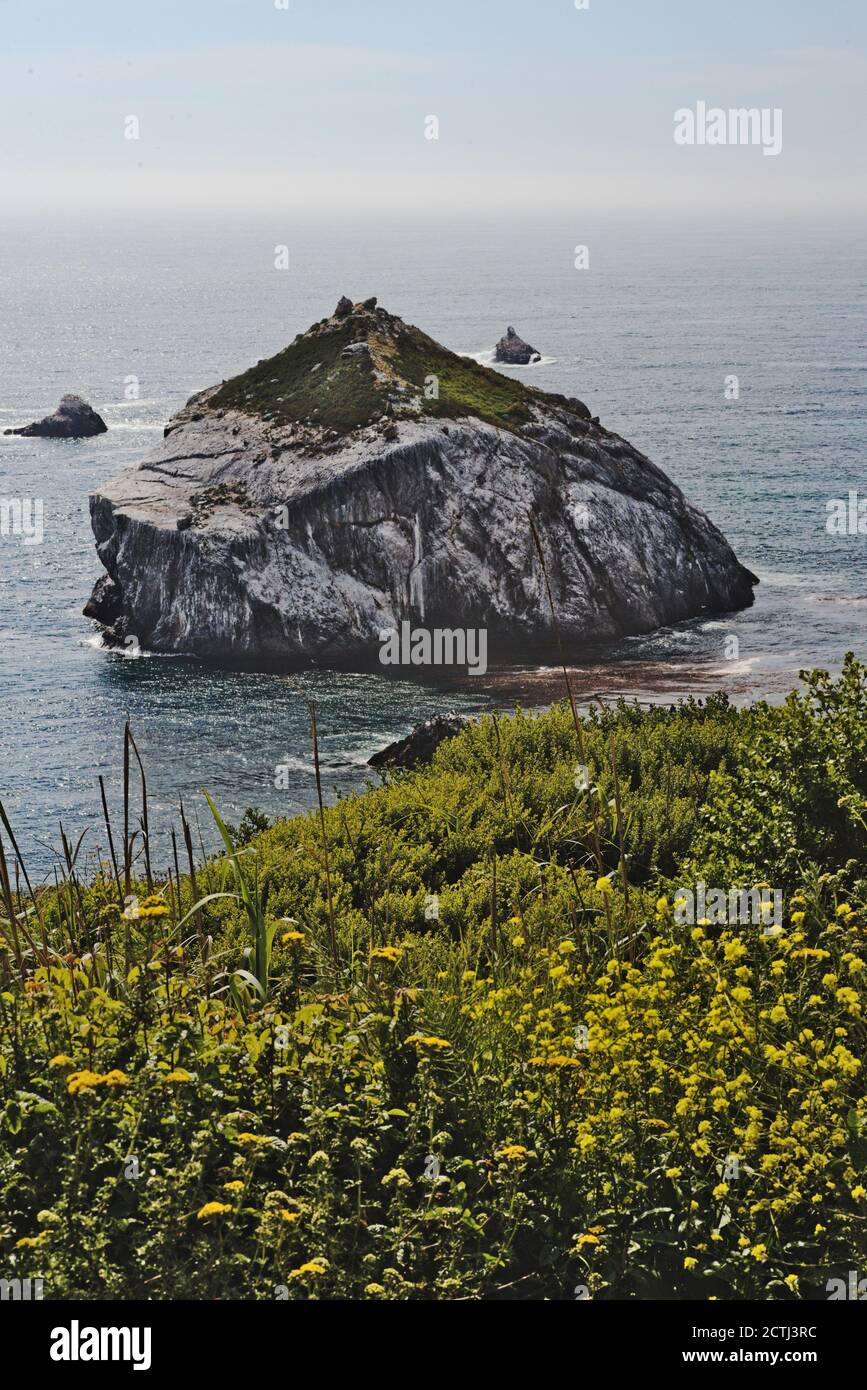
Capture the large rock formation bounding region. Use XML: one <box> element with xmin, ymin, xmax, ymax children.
<box><xmin>6</xmin><ymin>394</ymin><xmax>108</xmax><ymax>438</ymax></box>
<box><xmin>84</xmin><ymin>298</ymin><xmax>756</xmax><ymax>670</ymax></box>
<box><xmin>494</xmin><ymin>327</ymin><xmax>541</xmax><ymax>365</ymax></box>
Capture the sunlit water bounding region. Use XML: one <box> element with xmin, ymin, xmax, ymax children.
<box><xmin>1</xmin><ymin>215</ymin><xmax>865</xmax><ymax>874</ymax></box>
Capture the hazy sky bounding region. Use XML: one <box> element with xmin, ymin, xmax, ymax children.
<box><xmin>1</xmin><ymin>0</ymin><xmax>865</xmax><ymax>219</ymax></box>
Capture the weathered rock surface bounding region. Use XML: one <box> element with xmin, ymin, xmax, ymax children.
<box><xmin>369</xmin><ymin>713</ymin><xmax>470</xmax><ymax>769</ymax></box>
<box><xmin>6</xmin><ymin>394</ymin><xmax>108</xmax><ymax>438</ymax></box>
<box><xmin>84</xmin><ymin>298</ymin><xmax>756</xmax><ymax>669</ymax></box>
<box><xmin>494</xmin><ymin>327</ymin><xmax>541</xmax><ymax>365</ymax></box>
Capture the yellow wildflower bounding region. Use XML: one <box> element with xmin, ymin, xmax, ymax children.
<box><xmin>530</xmin><ymin>1055</ymin><xmax>583</xmax><ymax>1069</ymax></box>
<box><xmin>101</xmin><ymin>1070</ymin><xmax>129</xmax><ymax>1087</ymax></box>
<box><xmin>196</xmin><ymin>1202</ymin><xmax>232</xmax><ymax>1220</ymax></box>
<box><xmin>496</xmin><ymin>1144</ymin><xmax>529</xmax><ymax>1162</ymax></box>
<box><xmin>139</xmin><ymin>896</ymin><xmax>170</xmax><ymax>918</ymax></box>
<box><xmin>66</xmin><ymin>1070</ymin><xmax>103</xmax><ymax>1095</ymax></box>
<box><xmin>370</xmin><ymin>946</ymin><xmax>403</xmax><ymax>962</ymax></box>
<box><xmin>289</xmin><ymin>1258</ymin><xmax>328</xmax><ymax>1280</ymax></box>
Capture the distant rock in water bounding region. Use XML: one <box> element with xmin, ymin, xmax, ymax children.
<box><xmin>369</xmin><ymin>713</ymin><xmax>470</xmax><ymax>769</ymax></box>
<box><xmin>5</xmin><ymin>395</ymin><xmax>108</xmax><ymax>439</ymax></box>
<box><xmin>84</xmin><ymin>297</ymin><xmax>757</xmax><ymax>670</ymax></box>
<box><xmin>494</xmin><ymin>327</ymin><xmax>541</xmax><ymax>365</ymax></box>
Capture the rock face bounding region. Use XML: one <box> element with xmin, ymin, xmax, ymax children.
<box><xmin>369</xmin><ymin>714</ymin><xmax>470</xmax><ymax>769</ymax></box>
<box><xmin>84</xmin><ymin>298</ymin><xmax>757</xmax><ymax>669</ymax></box>
<box><xmin>5</xmin><ymin>394</ymin><xmax>108</xmax><ymax>439</ymax></box>
<box><xmin>494</xmin><ymin>327</ymin><xmax>541</xmax><ymax>365</ymax></box>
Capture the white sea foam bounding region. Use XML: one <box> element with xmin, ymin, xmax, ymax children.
<box><xmin>706</xmin><ymin>657</ymin><xmax>760</xmax><ymax>677</ymax></box>
<box><xmin>86</xmin><ymin>634</ymin><xmax>147</xmax><ymax>658</ymax></box>
<box><xmin>459</xmin><ymin>349</ymin><xmax>558</xmax><ymax>368</ymax></box>
<box><xmin>86</xmin><ymin>634</ymin><xmax>185</xmax><ymax>659</ymax></box>
<box><xmin>273</xmin><ymin>754</ymin><xmax>315</xmax><ymax>774</ymax></box>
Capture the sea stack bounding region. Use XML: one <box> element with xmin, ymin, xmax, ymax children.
<box><xmin>84</xmin><ymin>297</ymin><xmax>756</xmax><ymax>669</ymax></box>
<box><xmin>5</xmin><ymin>394</ymin><xmax>108</xmax><ymax>439</ymax></box>
<box><xmin>494</xmin><ymin>327</ymin><xmax>541</xmax><ymax>365</ymax></box>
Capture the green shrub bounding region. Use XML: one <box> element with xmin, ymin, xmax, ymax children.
<box><xmin>1</xmin><ymin>662</ymin><xmax>866</xmax><ymax>1299</ymax></box>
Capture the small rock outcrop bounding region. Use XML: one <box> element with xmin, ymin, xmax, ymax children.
<box><xmin>84</xmin><ymin>298</ymin><xmax>757</xmax><ymax>670</ymax></box>
<box><xmin>5</xmin><ymin>395</ymin><xmax>108</xmax><ymax>439</ymax></box>
<box><xmin>494</xmin><ymin>327</ymin><xmax>541</xmax><ymax>365</ymax></box>
<box><xmin>369</xmin><ymin>713</ymin><xmax>470</xmax><ymax>769</ymax></box>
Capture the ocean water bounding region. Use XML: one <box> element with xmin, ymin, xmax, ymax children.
<box><xmin>1</xmin><ymin>215</ymin><xmax>866</xmax><ymax>875</ymax></box>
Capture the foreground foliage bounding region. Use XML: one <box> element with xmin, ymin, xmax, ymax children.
<box><xmin>2</xmin><ymin>659</ymin><xmax>867</xmax><ymax>1299</ymax></box>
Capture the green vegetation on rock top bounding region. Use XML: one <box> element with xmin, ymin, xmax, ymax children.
<box><xmin>207</xmin><ymin>301</ymin><xmax>591</xmax><ymax>437</ymax></box>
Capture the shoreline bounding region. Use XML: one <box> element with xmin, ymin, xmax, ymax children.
<box><xmin>446</xmin><ymin>656</ymin><xmax>803</xmax><ymax>710</ymax></box>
